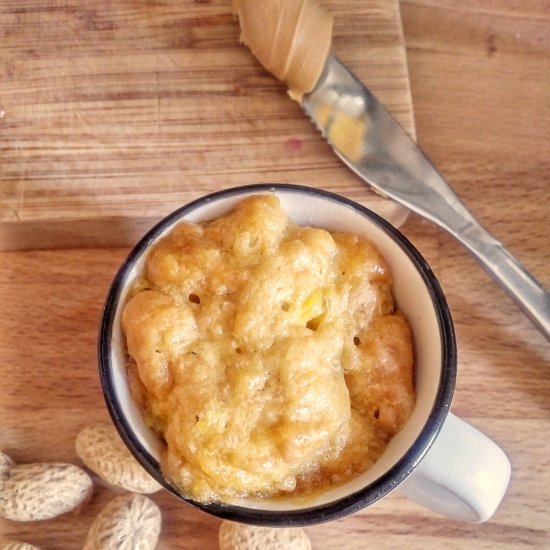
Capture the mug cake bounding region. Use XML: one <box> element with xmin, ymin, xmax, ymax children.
<box><xmin>121</xmin><ymin>195</ymin><xmax>415</xmax><ymax>504</ymax></box>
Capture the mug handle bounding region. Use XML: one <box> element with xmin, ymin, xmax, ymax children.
<box><xmin>397</xmin><ymin>413</ymin><xmax>511</xmax><ymax>522</ymax></box>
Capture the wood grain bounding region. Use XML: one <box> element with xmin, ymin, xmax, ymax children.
<box><xmin>0</xmin><ymin>0</ymin><xmax>414</xmax><ymax>250</ymax></box>
<box><xmin>1</xmin><ymin>0</ymin><xmax>550</xmax><ymax>549</ymax></box>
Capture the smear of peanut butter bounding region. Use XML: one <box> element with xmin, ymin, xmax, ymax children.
<box><xmin>233</xmin><ymin>0</ymin><xmax>333</xmax><ymax>99</ymax></box>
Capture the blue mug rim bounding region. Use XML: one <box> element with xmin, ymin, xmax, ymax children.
<box><xmin>98</xmin><ymin>183</ymin><xmax>456</xmax><ymax>526</ymax></box>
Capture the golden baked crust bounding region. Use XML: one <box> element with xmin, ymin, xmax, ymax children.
<box><xmin>122</xmin><ymin>195</ymin><xmax>415</xmax><ymax>503</ymax></box>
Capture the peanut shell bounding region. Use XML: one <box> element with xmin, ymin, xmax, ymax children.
<box><xmin>219</xmin><ymin>520</ymin><xmax>312</xmax><ymax>550</ymax></box>
<box><xmin>76</xmin><ymin>423</ymin><xmax>162</xmax><ymax>494</ymax></box>
<box><xmin>82</xmin><ymin>493</ymin><xmax>161</xmax><ymax>550</ymax></box>
<box><xmin>1</xmin><ymin>542</ymin><xmax>42</xmax><ymax>550</ymax></box>
<box><xmin>0</xmin><ymin>452</ymin><xmax>15</xmax><ymax>494</ymax></box>
<box><xmin>0</xmin><ymin>462</ymin><xmax>92</xmax><ymax>521</ymax></box>
<box><xmin>0</xmin><ymin>451</ymin><xmax>15</xmax><ymax>476</ymax></box>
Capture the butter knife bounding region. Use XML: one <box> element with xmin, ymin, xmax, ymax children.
<box><xmin>302</xmin><ymin>54</ymin><xmax>550</xmax><ymax>341</ymax></box>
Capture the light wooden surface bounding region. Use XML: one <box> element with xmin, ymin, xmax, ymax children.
<box><xmin>0</xmin><ymin>0</ymin><xmax>414</xmax><ymax>250</ymax></box>
<box><xmin>1</xmin><ymin>1</ymin><xmax>550</xmax><ymax>549</ymax></box>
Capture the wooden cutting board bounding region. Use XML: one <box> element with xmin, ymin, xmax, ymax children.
<box><xmin>0</xmin><ymin>0</ymin><xmax>415</xmax><ymax>251</ymax></box>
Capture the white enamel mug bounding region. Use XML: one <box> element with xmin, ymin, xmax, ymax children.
<box><xmin>99</xmin><ymin>184</ymin><xmax>511</xmax><ymax>525</ymax></box>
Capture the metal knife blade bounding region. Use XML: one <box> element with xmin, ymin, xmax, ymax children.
<box><xmin>302</xmin><ymin>54</ymin><xmax>550</xmax><ymax>341</ymax></box>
